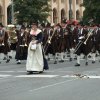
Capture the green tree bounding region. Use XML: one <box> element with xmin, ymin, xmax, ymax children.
<box><xmin>14</xmin><ymin>0</ymin><xmax>51</xmax><ymax>24</ymax></box>
<box><xmin>82</xmin><ymin>0</ymin><xmax>100</xmax><ymax>24</ymax></box>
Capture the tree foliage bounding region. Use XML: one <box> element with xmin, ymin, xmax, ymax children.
<box><xmin>82</xmin><ymin>0</ymin><xmax>100</xmax><ymax>24</ymax></box>
<box><xmin>14</xmin><ymin>0</ymin><xmax>51</xmax><ymax>24</ymax></box>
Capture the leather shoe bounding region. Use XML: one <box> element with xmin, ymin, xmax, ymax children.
<box><xmin>92</xmin><ymin>61</ymin><xmax>95</xmax><ymax>64</ymax></box>
<box><xmin>54</xmin><ymin>61</ymin><xmax>57</xmax><ymax>64</ymax></box>
<box><xmin>9</xmin><ymin>56</ymin><xmax>12</xmax><ymax>59</ymax></box>
<box><xmin>17</xmin><ymin>62</ymin><xmax>21</xmax><ymax>64</ymax></box>
<box><xmin>27</xmin><ymin>71</ymin><xmax>33</xmax><ymax>75</ymax></box>
<box><xmin>69</xmin><ymin>58</ymin><xmax>72</xmax><ymax>61</ymax></box>
<box><xmin>39</xmin><ymin>71</ymin><xmax>43</xmax><ymax>74</ymax></box>
<box><xmin>85</xmin><ymin>62</ymin><xmax>88</xmax><ymax>65</ymax></box>
<box><xmin>59</xmin><ymin>60</ymin><xmax>64</xmax><ymax>63</ymax></box>
<box><xmin>6</xmin><ymin>59</ymin><xmax>10</xmax><ymax>63</ymax></box>
<box><xmin>3</xmin><ymin>57</ymin><xmax>6</xmax><ymax>60</ymax></box>
<box><xmin>75</xmin><ymin>63</ymin><xmax>80</xmax><ymax>66</ymax></box>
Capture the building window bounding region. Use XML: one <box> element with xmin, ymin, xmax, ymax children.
<box><xmin>76</xmin><ymin>10</ymin><xmax>80</xmax><ymax>20</ymax></box>
<box><xmin>53</xmin><ymin>0</ymin><xmax>56</xmax><ymax>3</ymax></box>
<box><xmin>61</xmin><ymin>9</ymin><xmax>65</xmax><ymax>20</ymax></box>
<box><xmin>53</xmin><ymin>8</ymin><xmax>58</xmax><ymax>24</ymax></box>
<box><xmin>0</xmin><ymin>6</ymin><xmax>2</xmax><ymax>22</ymax></box>
<box><xmin>61</xmin><ymin>0</ymin><xmax>64</xmax><ymax>3</ymax></box>
<box><xmin>7</xmin><ymin>5</ymin><xmax>12</xmax><ymax>24</ymax></box>
<box><xmin>76</xmin><ymin>0</ymin><xmax>79</xmax><ymax>5</ymax></box>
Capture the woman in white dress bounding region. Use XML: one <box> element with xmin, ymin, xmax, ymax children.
<box><xmin>26</xmin><ymin>22</ymin><xmax>44</xmax><ymax>74</ymax></box>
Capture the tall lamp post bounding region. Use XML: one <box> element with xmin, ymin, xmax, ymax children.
<box><xmin>69</xmin><ymin>0</ymin><xmax>72</xmax><ymax>20</ymax></box>
<box><xmin>11</xmin><ymin>0</ymin><xmax>14</xmax><ymax>24</ymax></box>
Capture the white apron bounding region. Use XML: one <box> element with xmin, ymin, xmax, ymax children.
<box><xmin>26</xmin><ymin>41</ymin><xmax>43</xmax><ymax>71</ymax></box>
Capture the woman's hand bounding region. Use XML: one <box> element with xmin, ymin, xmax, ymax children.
<box><xmin>32</xmin><ymin>40</ymin><xmax>38</xmax><ymax>44</ymax></box>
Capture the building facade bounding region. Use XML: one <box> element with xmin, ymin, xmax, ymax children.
<box><xmin>0</xmin><ymin>0</ymin><xmax>11</xmax><ymax>26</ymax></box>
<box><xmin>48</xmin><ymin>0</ymin><xmax>84</xmax><ymax>24</ymax></box>
<box><xmin>0</xmin><ymin>0</ymin><xmax>84</xmax><ymax>26</ymax></box>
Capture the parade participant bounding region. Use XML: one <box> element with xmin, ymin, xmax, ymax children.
<box><xmin>26</xmin><ymin>21</ymin><xmax>48</xmax><ymax>74</ymax></box>
<box><xmin>74</xmin><ymin>24</ymin><xmax>93</xmax><ymax>66</ymax></box>
<box><xmin>40</xmin><ymin>23</ymin><xmax>46</xmax><ymax>46</ymax></box>
<box><xmin>43</xmin><ymin>22</ymin><xmax>54</xmax><ymax>60</ymax></box>
<box><xmin>52</xmin><ymin>23</ymin><xmax>62</xmax><ymax>64</ymax></box>
<box><xmin>58</xmin><ymin>19</ymin><xmax>66</xmax><ymax>62</ymax></box>
<box><xmin>40</xmin><ymin>23</ymin><xmax>49</xmax><ymax>68</ymax></box>
<box><xmin>52</xmin><ymin>23</ymin><xmax>63</xmax><ymax>62</ymax></box>
<box><xmin>15</xmin><ymin>25</ymin><xmax>28</xmax><ymax>64</ymax></box>
<box><xmin>0</xmin><ymin>23</ymin><xmax>10</xmax><ymax>63</ymax></box>
<box><xmin>59</xmin><ymin>19</ymin><xmax>71</xmax><ymax>62</ymax></box>
<box><xmin>8</xmin><ymin>26</ymin><xmax>18</xmax><ymax>59</ymax></box>
<box><xmin>91</xmin><ymin>25</ymin><xmax>100</xmax><ymax>63</ymax></box>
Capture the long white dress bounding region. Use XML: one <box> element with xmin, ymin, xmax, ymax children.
<box><xmin>26</xmin><ymin>29</ymin><xmax>44</xmax><ymax>72</ymax></box>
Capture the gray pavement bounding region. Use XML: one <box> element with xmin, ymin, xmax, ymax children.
<box><xmin>0</xmin><ymin>54</ymin><xmax>100</xmax><ymax>100</ymax></box>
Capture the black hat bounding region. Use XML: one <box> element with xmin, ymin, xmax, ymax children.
<box><xmin>0</xmin><ymin>23</ymin><xmax>4</xmax><ymax>27</ymax></box>
<box><xmin>56</xmin><ymin>23</ymin><xmax>61</xmax><ymax>28</ymax></box>
<box><xmin>32</xmin><ymin>20</ymin><xmax>38</xmax><ymax>26</ymax></box>
<box><xmin>21</xmin><ymin>25</ymin><xmax>26</xmax><ymax>29</ymax></box>
<box><xmin>46</xmin><ymin>22</ymin><xmax>51</xmax><ymax>27</ymax></box>
<box><xmin>61</xmin><ymin>19</ymin><xmax>67</xmax><ymax>24</ymax></box>
<box><xmin>41</xmin><ymin>23</ymin><xmax>45</xmax><ymax>28</ymax></box>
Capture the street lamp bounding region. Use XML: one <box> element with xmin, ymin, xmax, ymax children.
<box><xmin>11</xmin><ymin>0</ymin><xmax>14</xmax><ymax>24</ymax></box>
<box><xmin>69</xmin><ymin>0</ymin><xmax>72</xmax><ymax>20</ymax></box>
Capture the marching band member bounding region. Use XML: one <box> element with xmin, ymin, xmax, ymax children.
<box><xmin>0</xmin><ymin>23</ymin><xmax>10</xmax><ymax>63</ymax></box>
<box><xmin>8</xmin><ymin>26</ymin><xmax>18</xmax><ymax>59</ymax></box>
<box><xmin>75</xmin><ymin>23</ymin><xmax>93</xmax><ymax>66</ymax></box>
<box><xmin>15</xmin><ymin>26</ymin><xmax>28</xmax><ymax>64</ymax></box>
<box><xmin>91</xmin><ymin>25</ymin><xmax>100</xmax><ymax>63</ymax></box>
<box><xmin>74</xmin><ymin>24</ymin><xmax>89</xmax><ymax>66</ymax></box>
<box><xmin>43</xmin><ymin>23</ymin><xmax>54</xmax><ymax>60</ymax></box>
<box><xmin>59</xmin><ymin>19</ymin><xmax>69</xmax><ymax>62</ymax></box>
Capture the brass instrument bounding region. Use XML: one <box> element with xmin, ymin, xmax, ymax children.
<box><xmin>44</xmin><ymin>29</ymin><xmax>56</xmax><ymax>54</ymax></box>
<box><xmin>20</xmin><ymin>31</ymin><xmax>28</xmax><ymax>47</ymax></box>
<box><xmin>9</xmin><ymin>30</ymin><xmax>18</xmax><ymax>44</ymax></box>
<box><xmin>74</xmin><ymin>29</ymin><xmax>94</xmax><ymax>54</ymax></box>
<box><xmin>74</xmin><ymin>41</ymin><xmax>83</xmax><ymax>54</ymax></box>
<box><xmin>24</xmin><ymin>31</ymin><xmax>28</xmax><ymax>47</ymax></box>
<box><xmin>0</xmin><ymin>30</ymin><xmax>5</xmax><ymax>46</ymax></box>
<box><xmin>84</xmin><ymin>29</ymin><xmax>93</xmax><ymax>45</ymax></box>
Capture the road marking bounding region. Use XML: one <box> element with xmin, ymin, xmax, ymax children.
<box><xmin>15</xmin><ymin>75</ymin><xmax>59</xmax><ymax>78</ymax></box>
<box><xmin>29</xmin><ymin>79</ymin><xmax>77</xmax><ymax>92</ymax></box>
<box><xmin>16</xmin><ymin>71</ymin><xmax>26</xmax><ymax>72</ymax></box>
<box><xmin>0</xmin><ymin>74</ymin><xmax>12</xmax><ymax>77</ymax></box>
<box><xmin>62</xmin><ymin>75</ymin><xmax>100</xmax><ymax>79</ymax></box>
<box><xmin>0</xmin><ymin>74</ymin><xmax>12</xmax><ymax>79</ymax></box>
<box><xmin>62</xmin><ymin>75</ymin><xmax>77</xmax><ymax>78</ymax></box>
<box><xmin>0</xmin><ymin>73</ymin><xmax>100</xmax><ymax>79</ymax></box>
<box><xmin>88</xmin><ymin>76</ymin><xmax>100</xmax><ymax>79</ymax></box>
<box><xmin>0</xmin><ymin>71</ymin><xmax>14</xmax><ymax>73</ymax></box>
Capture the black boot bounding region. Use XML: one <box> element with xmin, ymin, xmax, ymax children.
<box><xmin>27</xmin><ymin>71</ymin><xmax>33</xmax><ymax>75</ymax></box>
<box><xmin>69</xmin><ymin>58</ymin><xmax>72</xmax><ymax>61</ymax></box>
<box><xmin>92</xmin><ymin>61</ymin><xmax>95</xmax><ymax>64</ymax></box>
<box><xmin>59</xmin><ymin>60</ymin><xmax>64</xmax><ymax>63</ymax></box>
<box><xmin>6</xmin><ymin>59</ymin><xmax>10</xmax><ymax>63</ymax></box>
<box><xmin>54</xmin><ymin>61</ymin><xmax>57</xmax><ymax>64</ymax></box>
<box><xmin>3</xmin><ymin>57</ymin><xmax>6</xmax><ymax>60</ymax></box>
<box><xmin>9</xmin><ymin>56</ymin><xmax>12</xmax><ymax>59</ymax></box>
<box><xmin>75</xmin><ymin>63</ymin><xmax>80</xmax><ymax>66</ymax></box>
<box><xmin>85</xmin><ymin>62</ymin><xmax>88</xmax><ymax>66</ymax></box>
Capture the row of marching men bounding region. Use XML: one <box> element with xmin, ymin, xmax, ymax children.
<box><xmin>0</xmin><ymin>23</ymin><xmax>28</xmax><ymax>64</ymax></box>
<box><xmin>41</xmin><ymin>20</ymin><xmax>100</xmax><ymax>66</ymax></box>
<box><xmin>0</xmin><ymin>21</ymin><xmax>100</xmax><ymax>67</ymax></box>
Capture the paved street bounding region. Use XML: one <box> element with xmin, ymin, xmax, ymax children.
<box><xmin>0</xmin><ymin>55</ymin><xmax>100</xmax><ymax>100</ymax></box>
